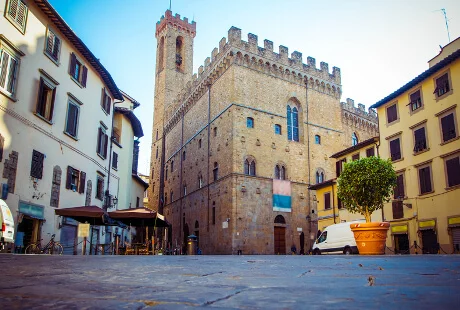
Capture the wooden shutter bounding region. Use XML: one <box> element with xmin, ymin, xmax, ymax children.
<box><xmin>394</xmin><ymin>174</ymin><xmax>404</xmax><ymax>199</ymax></box>
<box><xmin>324</xmin><ymin>193</ymin><xmax>331</xmax><ymax>210</ymax></box>
<box><xmin>69</xmin><ymin>53</ymin><xmax>76</xmax><ymax>77</ymax></box>
<box><xmin>81</xmin><ymin>66</ymin><xmax>88</xmax><ymax>87</ymax></box>
<box><xmin>52</xmin><ymin>36</ymin><xmax>60</xmax><ymax>60</ymax></box>
<box><xmin>79</xmin><ymin>171</ymin><xmax>86</xmax><ymax>193</ymax></box>
<box><xmin>352</xmin><ymin>153</ymin><xmax>360</xmax><ymax>161</ymax></box>
<box><xmin>414</xmin><ymin>127</ymin><xmax>426</xmax><ymax>152</ymax></box>
<box><xmin>366</xmin><ymin>147</ymin><xmax>375</xmax><ymax>157</ymax></box>
<box><xmin>66</xmin><ymin>103</ymin><xmax>78</xmax><ymax>136</ymax></box>
<box><xmin>337</xmin><ymin>197</ymin><xmax>342</xmax><ymax>209</ymax></box>
<box><xmin>103</xmin><ymin>133</ymin><xmax>108</xmax><ymax>158</ymax></box>
<box><xmin>410</xmin><ymin>90</ymin><xmax>420</xmax><ymax>103</ymax></box>
<box><xmin>336</xmin><ymin>161</ymin><xmax>341</xmax><ymax>177</ymax></box>
<box><xmin>46</xmin><ymin>31</ymin><xmax>54</xmax><ymax>55</ymax></box>
<box><xmin>446</xmin><ymin>157</ymin><xmax>460</xmax><ymax>187</ymax></box>
<box><xmin>441</xmin><ymin>114</ymin><xmax>456</xmax><ymax>142</ymax></box>
<box><xmin>112</xmin><ymin>152</ymin><xmax>118</xmax><ymax>169</ymax></box>
<box><xmin>387</xmin><ymin>104</ymin><xmax>397</xmax><ymax>123</ymax></box>
<box><xmin>390</xmin><ymin>138</ymin><xmax>401</xmax><ymax>160</ymax></box>
<box><xmin>30</xmin><ymin>150</ymin><xmax>44</xmax><ymax>179</ymax></box>
<box><xmin>66</xmin><ymin>166</ymin><xmax>72</xmax><ymax>189</ymax></box>
<box><xmin>435</xmin><ymin>73</ymin><xmax>449</xmax><ymax>94</ymax></box>
<box><xmin>16</xmin><ymin>0</ymin><xmax>26</xmax><ymax>28</ymax></box>
<box><xmin>419</xmin><ymin>167</ymin><xmax>432</xmax><ymax>194</ymax></box>
<box><xmin>0</xmin><ymin>135</ymin><xmax>4</xmax><ymax>162</ymax></box>
<box><xmin>0</xmin><ymin>52</ymin><xmax>10</xmax><ymax>88</ymax></box>
<box><xmin>97</xmin><ymin>127</ymin><xmax>103</xmax><ymax>155</ymax></box>
<box><xmin>8</xmin><ymin>0</ymin><xmax>19</xmax><ymax>20</ymax></box>
<box><xmin>392</xmin><ymin>201</ymin><xmax>403</xmax><ymax>219</ymax></box>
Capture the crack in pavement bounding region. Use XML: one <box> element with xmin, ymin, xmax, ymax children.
<box><xmin>298</xmin><ymin>270</ymin><xmax>312</xmax><ymax>277</ymax></box>
<box><xmin>203</xmin><ymin>290</ymin><xmax>243</xmax><ymax>306</ymax></box>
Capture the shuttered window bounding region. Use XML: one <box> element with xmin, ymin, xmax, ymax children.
<box><xmin>0</xmin><ymin>48</ymin><xmax>19</xmax><ymax>96</ymax></box>
<box><xmin>392</xmin><ymin>201</ymin><xmax>403</xmax><ymax>219</ymax></box>
<box><xmin>36</xmin><ymin>77</ymin><xmax>56</xmax><ymax>122</ymax></box>
<box><xmin>287</xmin><ymin>105</ymin><xmax>299</xmax><ymax>142</ymax></box>
<box><xmin>30</xmin><ymin>150</ymin><xmax>44</xmax><ymax>179</ymax></box>
<box><xmin>413</xmin><ymin>127</ymin><xmax>427</xmax><ymax>153</ymax></box>
<box><xmin>336</xmin><ymin>159</ymin><xmax>346</xmax><ymax>177</ymax></box>
<box><xmin>96</xmin><ymin>175</ymin><xmax>104</xmax><ymax>200</ymax></box>
<box><xmin>394</xmin><ymin>174</ymin><xmax>405</xmax><ymax>199</ymax></box>
<box><xmin>434</xmin><ymin>73</ymin><xmax>450</xmax><ymax>97</ymax></box>
<box><xmin>45</xmin><ymin>28</ymin><xmax>61</xmax><ymax>62</ymax></box>
<box><xmin>366</xmin><ymin>147</ymin><xmax>375</xmax><ymax>157</ymax></box>
<box><xmin>6</xmin><ymin>0</ymin><xmax>28</xmax><ymax>33</ymax></box>
<box><xmin>132</xmin><ymin>140</ymin><xmax>140</xmax><ymax>174</ymax></box>
<box><xmin>112</xmin><ymin>152</ymin><xmax>118</xmax><ymax>169</ymax></box>
<box><xmin>65</xmin><ymin>166</ymin><xmax>85</xmax><ymax>193</ymax></box>
<box><xmin>390</xmin><ymin>138</ymin><xmax>401</xmax><ymax>161</ymax></box>
<box><xmin>386</xmin><ymin>104</ymin><xmax>398</xmax><ymax>123</ymax></box>
<box><xmin>337</xmin><ymin>197</ymin><xmax>343</xmax><ymax>209</ymax></box>
<box><xmin>446</xmin><ymin>156</ymin><xmax>460</xmax><ymax>188</ymax></box>
<box><xmin>65</xmin><ymin>101</ymin><xmax>79</xmax><ymax>138</ymax></box>
<box><xmin>101</xmin><ymin>89</ymin><xmax>111</xmax><ymax>114</ymax></box>
<box><xmin>441</xmin><ymin>113</ymin><xmax>457</xmax><ymax>142</ymax></box>
<box><xmin>324</xmin><ymin>193</ymin><xmax>331</xmax><ymax>210</ymax></box>
<box><xmin>69</xmin><ymin>53</ymin><xmax>88</xmax><ymax>87</ymax></box>
<box><xmin>409</xmin><ymin>90</ymin><xmax>422</xmax><ymax>111</ymax></box>
<box><xmin>96</xmin><ymin>126</ymin><xmax>108</xmax><ymax>159</ymax></box>
<box><xmin>418</xmin><ymin>166</ymin><xmax>432</xmax><ymax>194</ymax></box>
<box><xmin>352</xmin><ymin>153</ymin><xmax>360</xmax><ymax>161</ymax></box>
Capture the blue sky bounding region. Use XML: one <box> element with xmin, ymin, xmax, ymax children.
<box><xmin>48</xmin><ymin>0</ymin><xmax>460</xmax><ymax>175</ymax></box>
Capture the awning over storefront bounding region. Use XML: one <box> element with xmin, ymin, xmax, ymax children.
<box><xmin>109</xmin><ymin>207</ymin><xmax>169</xmax><ymax>227</ymax></box>
<box><xmin>391</xmin><ymin>224</ymin><xmax>408</xmax><ymax>234</ymax></box>
<box><xmin>19</xmin><ymin>201</ymin><xmax>44</xmax><ymax>220</ymax></box>
<box><xmin>418</xmin><ymin>219</ymin><xmax>436</xmax><ymax>231</ymax></box>
<box><xmin>55</xmin><ymin>205</ymin><xmax>125</xmax><ymax>227</ymax></box>
<box><xmin>448</xmin><ymin>216</ymin><xmax>460</xmax><ymax>228</ymax></box>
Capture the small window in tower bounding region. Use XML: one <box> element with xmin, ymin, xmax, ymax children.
<box><xmin>176</xmin><ymin>36</ymin><xmax>183</xmax><ymax>71</ymax></box>
<box><xmin>247</xmin><ymin>117</ymin><xmax>254</xmax><ymax>128</ymax></box>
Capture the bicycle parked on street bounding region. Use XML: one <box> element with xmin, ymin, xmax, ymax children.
<box><xmin>25</xmin><ymin>234</ymin><xmax>63</xmax><ymax>255</ymax></box>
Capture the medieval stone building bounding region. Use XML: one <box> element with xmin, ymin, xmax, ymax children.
<box><xmin>149</xmin><ymin>10</ymin><xmax>378</xmax><ymax>254</ymax></box>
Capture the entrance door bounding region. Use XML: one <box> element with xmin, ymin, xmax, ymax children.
<box><xmin>421</xmin><ymin>230</ymin><xmax>438</xmax><ymax>254</ymax></box>
<box><xmin>274</xmin><ymin>227</ymin><xmax>286</xmax><ymax>254</ymax></box>
<box><xmin>452</xmin><ymin>228</ymin><xmax>460</xmax><ymax>253</ymax></box>
<box><xmin>61</xmin><ymin>225</ymin><xmax>77</xmax><ymax>255</ymax></box>
<box><xmin>394</xmin><ymin>234</ymin><xmax>409</xmax><ymax>254</ymax></box>
<box><xmin>17</xmin><ymin>217</ymin><xmax>35</xmax><ymax>251</ymax></box>
<box><xmin>90</xmin><ymin>227</ymin><xmax>99</xmax><ymax>255</ymax></box>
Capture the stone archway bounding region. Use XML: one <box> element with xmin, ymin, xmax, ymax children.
<box><xmin>274</xmin><ymin>215</ymin><xmax>286</xmax><ymax>254</ymax></box>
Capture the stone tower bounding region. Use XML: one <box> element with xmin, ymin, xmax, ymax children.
<box><xmin>149</xmin><ymin>11</ymin><xmax>196</xmax><ymax>213</ymax></box>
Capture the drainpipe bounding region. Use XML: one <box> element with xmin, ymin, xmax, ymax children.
<box><xmin>331</xmin><ymin>183</ymin><xmax>336</xmax><ymax>224</ymax></box>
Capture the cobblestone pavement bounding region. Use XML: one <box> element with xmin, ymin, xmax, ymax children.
<box><xmin>0</xmin><ymin>254</ymin><xmax>459</xmax><ymax>309</ymax></box>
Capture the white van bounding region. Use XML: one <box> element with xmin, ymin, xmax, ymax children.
<box><xmin>0</xmin><ymin>199</ymin><xmax>15</xmax><ymax>252</ymax></box>
<box><xmin>312</xmin><ymin>220</ymin><xmax>364</xmax><ymax>255</ymax></box>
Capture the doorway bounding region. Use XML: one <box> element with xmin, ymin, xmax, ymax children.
<box><xmin>300</xmin><ymin>232</ymin><xmax>305</xmax><ymax>255</ymax></box>
<box><xmin>274</xmin><ymin>227</ymin><xmax>286</xmax><ymax>254</ymax></box>
<box><xmin>16</xmin><ymin>216</ymin><xmax>36</xmax><ymax>252</ymax></box>
<box><xmin>394</xmin><ymin>234</ymin><xmax>409</xmax><ymax>254</ymax></box>
<box><xmin>421</xmin><ymin>229</ymin><xmax>438</xmax><ymax>254</ymax></box>
<box><xmin>61</xmin><ymin>224</ymin><xmax>77</xmax><ymax>255</ymax></box>
<box><xmin>194</xmin><ymin>221</ymin><xmax>199</xmax><ymax>249</ymax></box>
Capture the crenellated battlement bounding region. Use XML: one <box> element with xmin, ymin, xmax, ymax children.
<box><xmin>341</xmin><ymin>98</ymin><xmax>378</xmax><ymax>133</ymax></box>
<box><xmin>156</xmin><ymin>10</ymin><xmax>196</xmax><ymax>38</ymax></box>
<box><xmin>163</xmin><ymin>26</ymin><xmax>343</xmax><ymax>133</ymax></box>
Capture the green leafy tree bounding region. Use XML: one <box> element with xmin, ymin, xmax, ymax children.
<box><xmin>337</xmin><ymin>157</ymin><xmax>397</xmax><ymax>223</ymax></box>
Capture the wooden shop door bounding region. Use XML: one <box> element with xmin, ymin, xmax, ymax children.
<box><xmin>274</xmin><ymin>226</ymin><xmax>286</xmax><ymax>254</ymax></box>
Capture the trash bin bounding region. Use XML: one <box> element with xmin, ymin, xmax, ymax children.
<box><xmin>187</xmin><ymin>234</ymin><xmax>197</xmax><ymax>255</ymax></box>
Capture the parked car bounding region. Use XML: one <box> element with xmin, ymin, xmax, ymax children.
<box><xmin>312</xmin><ymin>220</ymin><xmax>364</xmax><ymax>255</ymax></box>
<box><xmin>0</xmin><ymin>199</ymin><xmax>15</xmax><ymax>252</ymax></box>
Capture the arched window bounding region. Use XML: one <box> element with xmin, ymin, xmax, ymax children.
<box><xmin>274</xmin><ymin>215</ymin><xmax>286</xmax><ymax>224</ymax></box>
<box><xmin>198</xmin><ymin>139</ymin><xmax>202</xmax><ymax>148</ymax></box>
<box><xmin>158</xmin><ymin>36</ymin><xmax>164</xmax><ymax>72</ymax></box>
<box><xmin>274</xmin><ymin>124</ymin><xmax>281</xmax><ymax>135</ymax></box>
<box><xmin>315</xmin><ymin>135</ymin><xmax>321</xmax><ymax>144</ymax></box>
<box><xmin>287</xmin><ymin>105</ymin><xmax>299</xmax><ymax>141</ymax></box>
<box><xmin>198</xmin><ymin>173</ymin><xmax>203</xmax><ymax>188</ymax></box>
<box><xmin>165</xmin><ymin>165</ymin><xmax>168</xmax><ymax>180</ymax></box>
<box><xmin>183</xmin><ymin>183</ymin><xmax>187</xmax><ymax>196</ymax></box>
<box><xmin>213</xmin><ymin>127</ymin><xmax>217</xmax><ymax>137</ymax></box>
<box><xmin>352</xmin><ymin>132</ymin><xmax>358</xmax><ymax>146</ymax></box>
<box><xmin>156</xmin><ymin>147</ymin><xmax>158</xmax><ymax>159</ymax></box>
<box><xmin>156</xmin><ymin>129</ymin><xmax>158</xmax><ymax>140</ymax></box>
<box><xmin>274</xmin><ymin>164</ymin><xmax>286</xmax><ymax>180</ymax></box>
<box><xmin>213</xmin><ymin>162</ymin><xmax>219</xmax><ymax>181</ymax></box>
<box><xmin>170</xmin><ymin>190</ymin><xmax>174</xmax><ymax>202</ymax></box>
<box><xmin>244</xmin><ymin>157</ymin><xmax>256</xmax><ymax>176</ymax></box>
<box><xmin>247</xmin><ymin>117</ymin><xmax>254</xmax><ymax>128</ymax></box>
<box><xmin>182</xmin><ymin>150</ymin><xmax>186</xmax><ymax>161</ymax></box>
<box><xmin>315</xmin><ymin>168</ymin><xmax>325</xmax><ymax>184</ymax></box>
<box><xmin>171</xmin><ymin>160</ymin><xmax>174</xmax><ymax>172</ymax></box>
<box><xmin>176</xmin><ymin>36</ymin><xmax>183</xmax><ymax>71</ymax></box>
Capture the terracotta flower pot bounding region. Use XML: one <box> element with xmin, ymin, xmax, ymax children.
<box><xmin>350</xmin><ymin>222</ymin><xmax>390</xmax><ymax>255</ymax></box>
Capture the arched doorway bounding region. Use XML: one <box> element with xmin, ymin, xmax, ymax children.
<box><xmin>300</xmin><ymin>232</ymin><xmax>305</xmax><ymax>255</ymax></box>
<box><xmin>274</xmin><ymin>215</ymin><xmax>286</xmax><ymax>254</ymax></box>
<box><xmin>183</xmin><ymin>223</ymin><xmax>189</xmax><ymax>254</ymax></box>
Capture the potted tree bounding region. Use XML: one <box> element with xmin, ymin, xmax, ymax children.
<box><xmin>337</xmin><ymin>156</ymin><xmax>397</xmax><ymax>255</ymax></box>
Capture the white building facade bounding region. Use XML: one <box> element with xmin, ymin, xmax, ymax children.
<box><xmin>0</xmin><ymin>0</ymin><xmax>144</xmax><ymax>253</ymax></box>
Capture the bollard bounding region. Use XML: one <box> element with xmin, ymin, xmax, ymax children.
<box><xmin>82</xmin><ymin>237</ymin><xmax>87</xmax><ymax>255</ymax></box>
<box><xmin>187</xmin><ymin>235</ymin><xmax>197</xmax><ymax>255</ymax></box>
<box><xmin>115</xmin><ymin>235</ymin><xmax>120</xmax><ymax>255</ymax></box>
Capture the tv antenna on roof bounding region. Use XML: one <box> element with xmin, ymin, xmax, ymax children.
<box><xmin>435</xmin><ymin>8</ymin><xmax>451</xmax><ymax>43</ymax></box>
<box><xmin>169</xmin><ymin>0</ymin><xmax>172</xmax><ymax>11</ymax></box>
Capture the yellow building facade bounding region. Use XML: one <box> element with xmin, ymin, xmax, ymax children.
<box><xmin>370</xmin><ymin>38</ymin><xmax>460</xmax><ymax>255</ymax></box>
<box><xmin>310</xmin><ymin>137</ymin><xmax>382</xmax><ymax>232</ymax></box>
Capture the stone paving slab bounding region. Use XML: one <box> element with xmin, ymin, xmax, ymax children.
<box><xmin>0</xmin><ymin>254</ymin><xmax>459</xmax><ymax>309</ymax></box>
